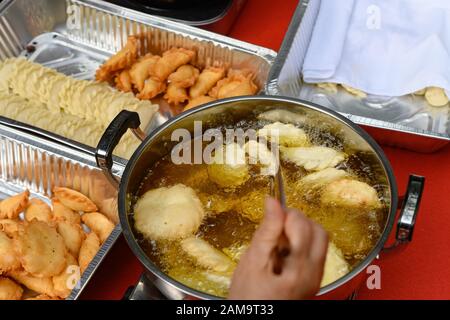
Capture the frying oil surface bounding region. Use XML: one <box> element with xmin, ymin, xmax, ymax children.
<box><xmin>133</xmin><ymin>119</ymin><xmax>389</xmax><ymax>298</ymax></box>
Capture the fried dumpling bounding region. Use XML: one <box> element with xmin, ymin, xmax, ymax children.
<box><xmin>134</xmin><ymin>184</ymin><xmax>205</xmax><ymax>240</ymax></box>
<box><xmin>0</xmin><ymin>277</ymin><xmax>23</xmax><ymax>300</ymax></box>
<box><xmin>0</xmin><ymin>231</ymin><xmax>21</xmax><ymax>273</ymax></box>
<box><xmin>95</xmin><ymin>35</ymin><xmax>139</xmax><ymax>82</ymax></box>
<box><xmin>168</xmin><ymin>65</ymin><xmax>200</xmax><ymax>88</ymax></box>
<box><xmin>320</xmin><ymin>242</ymin><xmax>350</xmax><ymax>287</ymax></box>
<box><xmin>149</xmin><ymin>48</ymin><xmax>195</xmax><ymax>81</ymax></box>
<box><xmin>207</xmin><ymin>143</ymin><xmax>249</xmax><ymax>189</ymax></box>
<box><xmin>321</xmin><ymin>179</ymin><xmax>381</xmax><ymax>209</ymax></box>
<box><xmin>129</xmin><ymin>54</ymin><xmax>160</xmax><ymax>92</ymax></box>
<box><xmin>258</xmin><ymin>122</ymin><xmax>310</xmax><ymax>147</ymax></box>
<box><xmin>181</xmin><ymin>236</ymin><xmax>236</xmax><ymax>274</ymax></box>
<box><xmin>189</xmin><ymin>67</ymin><xmax>225</xmax><ymax>99</ymax></box>
<box><xmin>280</xmin><ymin>146</ymin><xmax>346</xmax><ymax>171</ymax></box>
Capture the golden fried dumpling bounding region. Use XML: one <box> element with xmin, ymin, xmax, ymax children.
<box><xmin>0</xmin><ymin>189</ymin><xmax>29</xmax><ymax>219</ymax></box>
<box><xmin>52</xmin><ymin>254</ymin><xmax>80</xmax><ymax>299</ymax></box>
<box><xmin>168</xmin><ymin>64</ymin><xmax>200</xmax><ymax>88</ymax></box>
<box><xmin>207</xmin><ymin>143</ymin><xmax>249</xmax><ymax>189</ymax></box>
<box><xmin>24</xmin><ymin>198</ymin><xmax>52</xmax><ymax>223</ymax></box>
<box><xmin>189</xmin><ymin>67</ymin><xmax>225</xmax><ymax>99</ymax></box>
<box><xmin>95</xmin><ymin>35</ymin><xmax>139</xmax><ymax>82</ymax></box>
<box><xmin>16</xmin><ymin>221</ymin><xmax>67</xmax><ymax>278</ymax></box>
<box><xmin>0</xmin><ymin>277</ymin><xmax>23</xmax><ymax>300</ymax></box>
<box><xmin>258</xmin><ymin>122</ymin><xmax>310</xmax><ymax>147</ymax></box>
<box><xmin>129</xmin><ymin>54</ymin><xmax>160</xmax><ymax>92</ymax></box>
<box><xmin>321</xmin><ymin>179</ymin><xmax>381</xmax><ymax>209</ymax></box>
<box><xmin>320</xmin><ymin>242</ymin><xmax>350</xmax><ymax>287</ymax></box>
<box><xmin>134</xmin><ymin>184</ymin><xmax>205</xmax><ymax>240</ymax></box>
<box><xmin>280</xmin><ymin>146</ymin><xmax>346</xmax><ymax>171</ymax></box>
<box><xmin>0</xmin><ymin>231</ymin><xmax>21</xmax><ymax>273</ymax></box>
<box><xmin>150</xmin><ymin>48</ymin><xmax>195</xmax><ymax>81</ymax></box>
<box><xmin>181</xmin><ymin>236</ymin><xmax>236</xmax><ymax>274</ymax></box>
<box><xmin>8</xmin><ymin>271</ymin><xmax>56</xmax><ymax>297</ymax></box>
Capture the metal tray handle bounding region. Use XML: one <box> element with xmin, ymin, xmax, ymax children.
<box><xmin>96</xmin><ymin>110</ymin><xmax>145</xmax><ymax>188</ymax></box>
<box><xmin>384</xmin><ymin>174</ymin><xmax>425</xmax><ymax>250</ymax></box>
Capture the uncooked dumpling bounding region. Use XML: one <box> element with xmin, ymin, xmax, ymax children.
<box><xmin>281</xmin><ymin>146</ymin><xmax>346</xmax><ymax>171</ymax></box>
<box><xmin>258</xmin><ymin>122</ymin><xmax>310</xmax><ymax>147</ymax></box>
<box><xmin>207</xmin><ymin>143</ymin><xmax>249</xmax><ymax>189</ymax></box>
<box><xmin>244</xmin><ymin>140</ymin><xmax>278</xmax><ymax>176</ymax></box>
<box><xmin>134</xmin><ymin>184</ymin><xmax>205</xmax><ymax>240</ymax></box>
<box><xmin>321</xmin><ymin>242</ymin><xmax>350</xmax><ymax>287</ymax></box>
<box><xmin>181</xmin><ymin>236</ymin><xmax>236</xmax><ymax>274</ymax></box>
<box><xmin>321</xmin><ymin>179</ymin><xmax>381</xmax><ymax>209</ymax></box>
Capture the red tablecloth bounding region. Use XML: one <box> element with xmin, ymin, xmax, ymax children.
<box><xmin>80</xmin><ymin>0</ymin><xmax>450</xmax><ymax>300</ymax></box>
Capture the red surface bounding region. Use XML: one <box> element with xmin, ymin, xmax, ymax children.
<box><xmin>80</xmin><ymin>0</ymin><xmax>450</xmax><ymax>300</ymax></box>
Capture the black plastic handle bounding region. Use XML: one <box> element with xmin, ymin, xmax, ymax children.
<box><xmin>96</xmin><ymin>110</ymin><xmax>141</xmax><ymax>188</ymax></box>
<box><xmin>396</xmin><ymin>174</ymin><xmax>425</xmax><ymax>243</ymax></box>
<box><xmin>383</xmin><ymin>174</ymin><xmax>425</xmax><ymax>251</ymax></box>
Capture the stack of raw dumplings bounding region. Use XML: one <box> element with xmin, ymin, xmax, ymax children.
<box><xmin>0</xmin><ymin>58</ymin><xmax>159</xmax><ymax>159</ymax></box>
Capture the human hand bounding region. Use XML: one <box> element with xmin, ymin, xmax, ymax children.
<box><xmin>228</xmin><ymin>197</ymin><xmax>328</xmax><ymax>300</ymax></box>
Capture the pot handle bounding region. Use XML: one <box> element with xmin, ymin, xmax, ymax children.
<box><xmin>383</xmin><ymin>174</ymin><xmax>425</xmax><ymax>250</ymax></box>
<box><xmin>96</xmin><ymin>110</ymin><xmax>146</xmax><ymax>188</ymax></box>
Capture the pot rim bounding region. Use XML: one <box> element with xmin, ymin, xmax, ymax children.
<box><xmin>119</xmin><ymin>95</ymin><xmax>399</xmax><ymax>299</ymax></box>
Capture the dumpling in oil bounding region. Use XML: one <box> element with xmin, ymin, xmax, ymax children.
<box><xmin>244</xmin><ymin>140</ymin><xmax>278</xmax><ymax>176</ymax></box>
<box><xmin>321</xmin><ymin>242</ymin><xmax>350</xmax><ymax>287</ymax></box>
<box><xmin>281</xmin><ymin>146</ymin><xmax>346</xmax><ymax>171</ymax></box>
<box><xmin>299</xmin><ymin>168</ymin><xmax>349</xmax><ymax>190</ymax></box>
<box><xmin>181</xmin><ymin>236</ymin><xmax>236</xmax><ymax>274</ymax></box>
<box><xmin>134</xmin><ymin>184</ymin><xmax>205</xmax><ymax>240</ymax></box>
<box><xmin>168</xmin><ymin>264</ymin><xmax>230</xmax><ymax>297</ymax></box>
<box><xmin>207</xmin><ymin>143</ymin><xmax>249</xmax><ymax>189</ymax></box>
<box><xmin>321</xmin><ymin>179</ymin><xmax>381</xmax><ymax>209</ymax></box>
<box><xmin>257</xmin><ymin>109</ymin><xmax>306</xmax><ymax>125</ymax></box>
<box><xmin>258</xmin><ymin>122</ymin><xmax>310</xmax><ymax>147</ymax></box>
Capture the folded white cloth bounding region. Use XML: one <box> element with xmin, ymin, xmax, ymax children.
<box><xmin>302</xmin><ymin>0</ymin><xmax>450</xmax><ymax>97</ymax></box>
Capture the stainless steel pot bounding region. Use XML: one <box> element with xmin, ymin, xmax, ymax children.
<box><xmin>96</xmin><ymin>95</ymin><xmax>425</xmax><ymax>300</ymax></box>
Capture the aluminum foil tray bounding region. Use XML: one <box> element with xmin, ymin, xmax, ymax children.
<box><xmin>266</xmin><ymin>0</ymin><xmax>450</xmax><ymax>152</ymax></box>
<box><xmin>0</xmin><ymin>119</ymin><xmax>126</xmax><ymax>300</ymax></box>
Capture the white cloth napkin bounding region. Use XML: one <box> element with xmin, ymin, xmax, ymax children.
<box><xmin>302</xmin><ymin>0</ymin><xmax>450</xmax><ymax>97</ymax></box>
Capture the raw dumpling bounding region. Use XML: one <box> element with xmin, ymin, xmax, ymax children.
<box><xmin>321</xmin><ymin>179</ymin><xmax>381</xmax><ymax>209</ymax></box>
<box><xmin>181</xmin><ymin>236</ymin><xmax>236</xmax><ymax>274</ymax></box>
<box><xmin>134</xmin><ymin>184</ymin><xmax>205</xmax><ymax>240</ymax></box>
<box><xmin>258</xmin><ymin>122</ymin><xmax>310</xmax><ymax>147</ymax></box>
<box><xmin>207</xmin><ymin>143</ymin><xmax>249</xmax><ymax>189</ymax></box>
<box><xmin>281</xmin><ymin>146</ymin><xmax>346</xmax><ymax>171</ymax></box>
<box><xmin>244</xmin><ymin>140</ymin><xmax>278</xmax><ymax>176</ymax></box>
<box><xmin>320</xmin><ymin>242</ymin><xmax>350</xmax><ymax>287</ymax></box>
